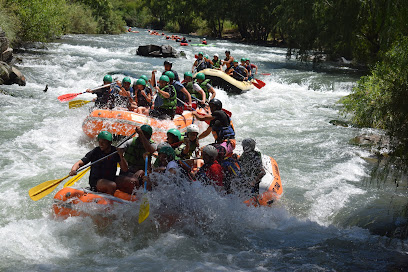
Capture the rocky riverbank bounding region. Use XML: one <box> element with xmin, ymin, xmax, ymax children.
<box><xmin>0</xmin><ymin>27</ymin><xmax>26</xmax><ymax>86</ymax></box>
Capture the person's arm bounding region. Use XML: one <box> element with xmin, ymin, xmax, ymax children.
<box><xmin>193</xmin><ymin>83</ymin><xmax>206</xmax><ymax>104</ymax></box>
<box><xmin>136</xmin><ymin>126</ymin><xmax>156</xmax><ymax>154</ymax></box>
<box><xmin>180</xmin><ymin>86</ymin><xmax>192</xmax><ymax>106</ymax></box>
<box><xmin>117</xmin><ymin>148</ymin><xmax>128</xmax><ymax>172</ymax></box>
<box><xmin>198</xmin><ymin>126</ymin><xmax>212</xmax><ymax>140</ymax></box>
<box><xmin>192</xmin><ymin>60</ymin><xmax>198</xmax><ymax>73</ymax></box>
<box><xmin>253</xmin><ymin>64</ymin><xmax>258</xmax><ymax>75</ymax></box>
<box><xmin>69</xmin><ymin>159</ymin><xmax>85</xmax><ymax>176</ymax></box>
<box><xmin>208</xmin><ymin>85</ymin><xmax>216</xmax><ymax>100</ymax></box>
<box><xmin>157</xmin><ymin>86</ymin><xmax>170</xmax><ymax>98</ymax></box>
<box><xmin>151</xmin><ymin>70</ymin><xmax>157</xmax><ymax>87</ymax></box>
<box><xmin>192</xmin><ymin>111</ymin><xmax>214</xmax><ymax>121</ymax></box>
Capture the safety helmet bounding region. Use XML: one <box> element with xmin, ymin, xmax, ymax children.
<box><xmin>198</xmin><ymin>51</ymin><xmax>203</xmax><ymax>56</ymax></box>
<box><xmin>103</xmin><ymin>75</ymin><xmax>113</xmax><ymax>83</ymax></box>
<box><xmin>233</xmin><ymin>59</ymin><xmax>238</xmax><ymax>63</ymax></box>
<box><xmin>158</xmin><ymin>146</ymin><xmax>175</xmax><ymax>160</ymax></box>
<box><xmin>209</xmin><ymin>98</ymin><xmax>222</xmax><ymax>110</ymax></box>
<box><xmin>241</xmin><ymin>58</ymin><xmax>246</xmax><ymax>62</ymax></box>
<box><xmin>186</xmin><ymin>124</ymin><xmax>199</xmax><ymax>134</ymax></box>
<box><xmin>246</xmin><ymin>58</ymin><xmax>250</xmax><ymax>62</ymax></box>
<box><xmin>203</xmin><ymin>38</ymin><xmax>206</xmax><ymax>40</ymax></box>
<box><xmin>167</xmin><ymin>128</ymin><xmax>181</xmax><ymax>141</ymax></box>
<box><xmin>97</xmin><ymin>131</ymin><xmax>113</xmax><ymax>142</ymax></box>
<box><xmin>141</xmin><ymin>124</ymin><xmax>153</xmax><ymax>137</ymax></box>
<box><xmin>184</xmin><ymin>71</ymin><xmax>193</xmax><ymax>78</ymax></box>
<box><xmin>213</xmin><ymin>53</ymin><xmax>219</xmax><ymax>58</ymax></box>
<box><xmin>215</xmin><ymin>144</ymin><xmax>226</xmax><ymax>157</ymax></box>
<box><xmin>157</xmin><ymin>142</ymin><xmax>171</xmax><ymax>151</ymax></box>
<box><xmin>164</xmin><ymin>60</ymin><xmax>172</xmax><ymax>66</ymax></box>
<box><xmin>140</xmin><ymin>75</ymin><xmax>149</xmax><ymax>82</ymax></box>
<box><xmin>242</xmin><ymin>138</ymin><xmax>256</xmax><ymax>152</ymax></box>
<box><xmin>164</xmin><ymin>71</ymin><xmax>175</xmax><ymax>79</ymax></box>
<box><xmin>202</xmin><ymin>145</ymin><xmax>218</xmax><ymax>158</ymax></box>
<box><xmin>122</xmin><ymin>77</ymin><xmax>132</xmax><ymax>84</ymax></box>
<box><xmin>159</xmin><ymin>75</ymin><xmax>170</xmax><ymax>83</ymax></box>
<box><xmin>195</xmin><ymin>73</ymin><xmax>205</xmax><ymax>80</ymax></box>
<box><xmin>136</xmin><ymin>78</ymin><xmax>146</xmax><ymax>86</ymax></box>
<box><xmin>204</xmin><ymin>54</ymin><xmax>209</xmax><ymax>59</ymax></box>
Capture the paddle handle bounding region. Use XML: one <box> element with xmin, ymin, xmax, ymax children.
<box><xmin>89</xmin><ymin>83</ymin><xmax>112</xmax><ymax>93</ymax></box>
<box><xmin>144</xmin><ymin>156</ymin><xmax>148</xmax><ymax>192</ymax></box>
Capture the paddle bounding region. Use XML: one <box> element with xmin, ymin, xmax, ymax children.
<box><xmin>252</xmin><ymin>79</ymin><xmax>266</xmax><ymax>89</ymax></box>
<box><xmin>58</xmin><ymin>84</ymin><xmax>111</xmax><ymax>102</ymax></box>
<box><xmin>29</xmin><ymin>130</ymin><xmax>137</xmax><ymax>201</ymax></box>
<box><xmin>260</xmin><ymin>73</ymin><xmax>271</xmax><ymax>76</ymax></box>
<box><xmin>69</xmin><ymin>100</ymin><xmax>91</xmax><ymax>109</ymax></box>
<box><xmin>63</xmin><ymin>167</ymin><xmax>90</xmax><ymax>188</ymax></box>
<box><xmin>138</xmin><ymin>156</ymin><xmax>150</xmax><ymax>224</ymax></box>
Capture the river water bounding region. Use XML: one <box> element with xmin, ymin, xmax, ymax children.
<box><xmin>1</xmin><ymin>29</ymin><xmax>407</xmax><ymax>271</ymax></box>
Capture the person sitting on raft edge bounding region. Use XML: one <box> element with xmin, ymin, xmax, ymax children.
<box><xmin>149</xmin><ymin>75</ymin><xmax>177</xmax><ymax>120</ymax></box>
<box><xmin>69</xmin><ymin>131</ymin><xmax>129</xmax><ymax>195</ymax></box>
<box><xmin>228</xmin><ymin>59</ymin><xmax>248</xmax><ymax>81</ymax></box>
<box><xmin>86</xmin><ymin>74</ymin><xmax>113</xmax><ymax>109</ymax></box>
<box><xmin>191</xmin><ymin>98</ymin><xmax>236</xmax><ymax>156</ymax></box>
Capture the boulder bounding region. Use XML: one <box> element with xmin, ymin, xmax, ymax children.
<box><xmin>349</xmin><ymin>134</ymin><xmax>389</xmax><ymax>147</ymax></box>
<box><xmin>0</xmin><ymin>61</ymin><xmax>10</xmax><ymax>84</ymax></box>
<box><xmin>9</xmin><ymin>66</ymin><xmax>26</xmax><ymax>86</ymax></box>
<box><xmin>0</xmin><ymin>37</ymin><xmax>9</xmax><ymax>53</ymax></box>
<box><xmin>137</xmin><ymin>44</ymin><xmax>178</xmax><ymax>58</ymax></box>
<box><xmin>1</xmin><ymin>47</ymin><xmax>13</xmax><ymax>62</ymax></box>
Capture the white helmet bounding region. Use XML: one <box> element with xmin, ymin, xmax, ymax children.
<box><xmin>203</xmin><ymin>38</ymin><xmax>206</xmax><ymax>40</ymax></box>
<box><xmin>214</xmin><ymin>53</ymin><xmax>219</xmax><ymax>58</ymax></box>
<box><xmin>202</xmin><ymin>145</ymin><xmax>218</xmax><ymax>158</ymax></box>
<box><xmin>187</xmin><ymin>124</ymin><xmax>199</xmax><ymax>134</ymax></box>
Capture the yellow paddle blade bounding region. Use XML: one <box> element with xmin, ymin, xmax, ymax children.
<box><xmin>69</xmin><ymin>100</ymin><xmax>91</xmax><ymax>109</ymax></box>
<box><xmin>63</xmin><ymin>167</ymin><xmax>90</xmax><ymax>188</ymax></box>
<box><xmin>28</xmin><ymin>175</ymin><xmax>70</xmax><ymax>201</ymax></box>
<box><xmin>138</xmin><ymin>196</ymin><xmax>150</xmax><ymax>224</ymax></box>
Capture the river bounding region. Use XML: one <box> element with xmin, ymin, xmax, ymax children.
<box><xmin>0</xmin><ymin>29</ymin><xmax>407</xmax><ymax>271</ymax></box>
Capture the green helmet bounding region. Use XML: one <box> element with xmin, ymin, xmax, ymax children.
<box><xmin>233</xmin><ymin>59</ymin><xmax>238</xmax><ymax>63</ymax></box>
<box><xmin>122</xmin><ymin>77</ymin><xmax>132</xmax><ymax>84</ymax></box>
<box><xmin>140</xmin><ymin>75</ymin><xmax>149</xmax><ymax>82</ymax></box>
<box><xmin>167</xmin><ymin>128</ymin><xmax>181</xmax><ymax>141</ymax></box>
<box><xmin>97</xmin><ymin>131</ymin><xmax>113</xmax><ymax>142</ymax></box>
<box><xmin>164</xmin><ymin>71</ymin><xmax>175</xmax><ymax>79</ymax></box>
<box><xmin>246</xmin><ymin>58</ymin><xmax>250</xmax><ymax>62</ymax></box>
<box><xmin>103</xmin><ymin>75</ymin><xmax>113</xmax><ymax>83</ymax></box>
<box><xmin>241</xmin><ymin>58</ymin><xmax>246</xmax><ymax>62</ymax></box>
<box><xmin>136</xmin><ymin>78</ymin><xmax>146</xmax><ymax>86</ymax></box>
<box><xmin>198</xmin><ymin>51</ymin><xmax>203</xmax><ymax>56</ymax></box>
<box><xmin>158</xmin><ymin>146</ymin><xmax>175</xmax><ymax>160</ymax></box>
<box><xmin>204</xmin><ymin>54</ymin><xmax>209</xmax><ymax>59</ymax></box>
<box><xmin>141</xmin><ymin>124</ymin><xmax>153</xmax><ymax>137</ymax></box>
<box><xmin>184</xmin><ymin>71</ymin><xmax>193</xmax><ymax>78</ymax></box>
<box><xmin>195</xmin><ymin>72</ymin><xmax>205</xmax><ymax>80</ymax></box>
<box><xmin>159</xmin><ymin>75</ymin><xmax>170</xmax><ymax>83</ymax></box>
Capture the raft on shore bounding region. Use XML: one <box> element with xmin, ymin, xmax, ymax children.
<box><xmin>82</xmin><ymin>108</ymin><xmax>208</xmax><ymax>142</ymax></box>
<box><xmin>198</xmin><ymin>68</ymin><xmax>254</xmax><ymax>94</ymax></box>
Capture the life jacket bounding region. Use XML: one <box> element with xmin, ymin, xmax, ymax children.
<box><xmin>210</xmin><ymin>110</ymin><xmax>235</xmax><ymax>143</ymax></box>
<box><xmin>124</xmin><ymin>137</ymin><xmax>154</xmax><ymax>172</ymax></box>
<box><xmin>232</xmin><ymin>65</ymin><xmax>246</xmax><ymax>80</ymax></box>
<box><xmin>198</xmin><ymin>79</ymin><xmax>211</xmax><ymax>99</ymax></box>
<box><xmin>172</xmin><ymin>81</ymin><xmax>186</xmax><ymax>106</ymax></box>
<box><xmin>183</xmin><ymin>81</ymin><xmax>201</xmax><ymax>99</ymax></box>
<box><xmin>212</xmin><ymin>59</ymin><xmax>221</xmax><ymax>69</ymax></box>
<box><xmin>195</xmin><ymin>59</ymin><xmax>207</xmax><ymax>72</ymax></box>
<box><xmin>196</xmin><ymin>160</ymin><xmax>224</xmax><ymax>187</ymax></box>
<box><xmin>157</xmin><ymin>85</ymin><xmax>177</xmax><ymax>110</ymax></box>
<box><xmin>176</xmin><ymin>139</ymin><xmax>199</xmax><ymax>160</ymax></box>
<box><xmin>220</xmin><ymin>157</ymin><xmax>241</xmax><ymax>178</ymax></box>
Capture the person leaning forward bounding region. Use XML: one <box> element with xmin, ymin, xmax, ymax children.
<box><xmin>69</xmin><ymin>131</ymin><xmax>128</xmax><ymax>195</ymax></box>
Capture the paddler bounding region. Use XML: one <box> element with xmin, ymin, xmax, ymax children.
<box><xmin>109</xmin><ymin>77</ymin><xmax>134</xmax><ymax>109</ymax></box>
<box><xmin>222</xmin><ymin>50</ymin><xmax>234</xmax><ymax>74</ymax></box>
<box><xmin>238</xmin><ymin>138</ymin><xmax>265</xmax><ymax>195</ymax></box>
<box><xmin>245</xmin><ymin>58</ymin><xmax>258</xmax><ymax>80</ymax></box>
<box><xmin>212</xmin><ymin>54</ymin><xmax>222</xmax><ymax>70</ymax></box>
<box><xmin>228</xmin><ymin>59</ymin><xmax>248</xmax><ymax>81</ymax></box>
<box><xmin>69</xmin><ymin>131</ymin><xmax>129</xmax><ymax>195</ymax></box>
<box><xmin>86</xmin><ymin>74</ymin><xmax>112</xmax><ymax>108</ymax></box>
<box><xmin>194</xmin><ymin>145</ymin><xmax>224</xmax><ymax>190</ymax></box>
<box><xmin>162</xmin><ymin>60</ymin><xmax>180</xmax><ymax>81</ymax></box>
<box><xmin>131</xmin><ymin>78</ymin><xmax>152</xmax><ymax>115</ymax></box>
<box><xmin>149</xmin><ymin>75</ymin><xmax>177</xmax><ymax>120</ymax></box>
<box><xmin>164</xmin><ymin>71</ymin><xmax>192</xmax><ymax>113</ymax></box>
<box><xmin>182</xmin><ymin>72</ymin><xmax>206</xmax><ymax>106</ymax></box>
<box><xmin>117</xmin><ymin>125</ymin><xmax>156</xmax><ymax>192</ymax></box>
<box><xmin>194</xmin><ymin>72</ymin><xmax>216</xmax><ymax>101</ymax></box>
<box><xmin>192</xmin><ymin>52</ymin><xmax>207</xmax><ymax>72</ymax></box>
<box><xmin>176</xmin><ymin>124</ymin><xmax>200</xmax><ymax>161</ymax></box>
<box><xmin>204</xmin><ymin>54</ymin><xmax>213</xmax><ymax>69</ymax></box>
<box><xmin>191</xmin><ymin>98</ymin><xmax>236</xmax><ymax>156</ymax></box>
<box><xmin>202</xmin><ymin>38</ymin><xmax>207</xmax><ymax>45</ymax></box>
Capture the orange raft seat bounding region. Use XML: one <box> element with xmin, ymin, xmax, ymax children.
<box><xmin>82</xmin><ymin>109</ymin><xmax>208</xmax><ymax>142</ymax></box>
<box><xmin>53</xmin><ymin>187</ymin><xmax>138</xmax><ymax>219</ymax></box>
<box><xmin>244</xmin><ymin>155</ymin><xmax>283</xmax><ymax>207</ymax></box>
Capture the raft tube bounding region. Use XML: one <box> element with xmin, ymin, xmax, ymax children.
<box><xmin>244</xmin><ymin>155</ymin><xmax>283</xmax><ymax>206</ymax></box>
<box><xmin>180</xmin><ymin>43</ymin><xmax>189</xmax><ymax>46</ymax></box>
<box><xmin>82</xmin><ymin>109</ymin><xmax>208</xmax><ymax>142</ymax></box>
<box><xmin>197</xmin><ymin>68</ymin><xmax>254</xmax><ymax>94</ymax></box>
<box><xmin>53</xmin><ymin>188</ymin><xmax>138</xmax><ymax>219</ymax></box>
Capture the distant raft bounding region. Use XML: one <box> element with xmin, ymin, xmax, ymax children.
<box><xmin>82</xmin><ymin>109</ymin><xmax>208</xmax><ymax>142</ymax></box>
<box><xmin>197</xmin><ymin>68</ymin><xmax>255</xmax><ymax>94</ymax></box>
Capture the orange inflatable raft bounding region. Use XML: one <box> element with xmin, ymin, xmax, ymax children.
<box><xmin>82</xmin><ymin>109</ymin><xmax>208</xmax><ymax>142</ymax></box>
<box><xmin>53</xmin><ymin>188</ymin><xmax>138</xmax><ymax>219</ymax></box>
<box><xmin>244</xmin><ymin>155</ymin><xmax>283</xmax><ymax>206</ymax></box>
